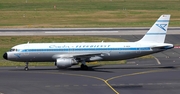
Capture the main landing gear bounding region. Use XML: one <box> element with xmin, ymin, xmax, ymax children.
<box><xmin>24</xmin><ymin>62</ymin><xmax>29</xmax><ymax>71</ymax></box>
<box><xmin>80</xmin><ymin>60</ymin><xmax>88</xmax><ymax>70</ymax></box>
<box><xmin>81</xmin><ymin>64</ymin><xmax>88</xmax><ymax>70</ymax></box>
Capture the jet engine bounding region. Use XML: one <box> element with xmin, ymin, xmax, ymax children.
<box><xmin>55</xmin><ymin>58</ymin><xmax>78</xmax><ymax>68</ymax></box>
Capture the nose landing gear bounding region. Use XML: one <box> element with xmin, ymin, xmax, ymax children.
<box><xmin>24</xmin><ymin>62</ymin><xmax>29</xmax><ymax>71</ymax></box>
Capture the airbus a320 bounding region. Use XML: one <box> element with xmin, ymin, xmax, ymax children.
<box><xmin>3</xmin><ymin>15</ymin><xmax>173</xmax><ymax>70</ymax></box>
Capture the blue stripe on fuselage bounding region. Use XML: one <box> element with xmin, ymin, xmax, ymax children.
<box><xmin>19</xmin><ymin>47</ymin><xmax>151</xmax><ymax>52</ymax></box>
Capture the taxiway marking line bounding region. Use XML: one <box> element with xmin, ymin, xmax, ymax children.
<box><xmin>152</xmin><ymin>56</ymin><xmax>161</xmax><ymax>64</ymax></box>
<box><xmin>45</xmin><ymin>31</ymin><xmax>118</xmax><ymax>33</ymax></box>
<box><xmin>34</xmin><ymin>71</ymin><xmax>119</xmax><ymax>94</ymax></box>
<box><xmin>5</xmin><ymin>68</ymin><xmax>177</xmax><ymax>94</ymax></box>
<box><xmin>104</xmin><ymin>80</ymin><xmax>119</xmax><ymax>94</ymax></box>
<box><xmin>106</xmin><ymin>69</ymin><xmax>165</xmax><ymax>81</ymax></box>
<box><xmin>105</xmin><ymin>69</ymin><xmax>173</xmax><ymax>94</ymax></box>
<box><xmin>37</xmin><ymin>69</ymin><xmax>169</xmax><ymax>94</ymax></box>
<box><xmin>45</xmin><ymin>82</ymin><xmax>180</xmax><ymax>88</ymax></box>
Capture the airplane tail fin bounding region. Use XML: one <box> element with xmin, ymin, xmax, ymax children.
<box><xmin>138</xmin><ymin>14</ymin><xmax>170</xmax><ymax>43</ymax></box>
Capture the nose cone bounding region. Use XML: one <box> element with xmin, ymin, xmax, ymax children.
<box><xmin>3</xmin><ymin>53</ymin><xmax>8</xmax><ymax>60</ymax></box>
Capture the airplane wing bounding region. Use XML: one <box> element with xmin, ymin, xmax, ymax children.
<box><xmin>71</xmin><ymin>53</ymin><xmax>103</xmax><ymax>57</ymax></box>
<box><xmin>53</xmin><ymin>52</ymin><xmax>108</xmax><ymax>58</ymax></box>
<box><xmin>52</xmin><ymin>52</ymin><xmax>110</xmax><ymax>60</ymax></box>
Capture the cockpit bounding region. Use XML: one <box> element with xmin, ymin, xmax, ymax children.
<box><xmin>9</xmin><ymin>48</ymin><xmax>18</xmax><ymax>52</ymax></box>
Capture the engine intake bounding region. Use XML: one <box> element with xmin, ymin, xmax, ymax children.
<box><xmin>55</xmin><ymin>58</ymin><xmax>78</xmax><ymax>68</ymax></box>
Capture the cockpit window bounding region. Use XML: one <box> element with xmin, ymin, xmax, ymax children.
<box><xmin>10</xmin><ymin>49</ymin><xmax>18</xmax><ymax>52</ymax></box>
<box><xmin>10</xmin><ymin>49</ymin><xmax>15</xmax><ymax>51</ymax></box>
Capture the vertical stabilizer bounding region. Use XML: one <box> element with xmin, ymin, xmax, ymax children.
<box><xmin>138</xmin><ymin>15</ymin><xmax>170</xmax><ymax>43</ymax></box>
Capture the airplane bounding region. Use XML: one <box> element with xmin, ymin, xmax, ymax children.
<box><xmin>3</xmin><ymin>14</ymin><xmax>173</xmax><ymax>71</ymax></box>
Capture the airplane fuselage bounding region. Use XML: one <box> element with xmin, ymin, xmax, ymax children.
<box><xmin>5</xmin><ymin>42</ymin><xmax>173</xmax><ymax>62</ymax></box>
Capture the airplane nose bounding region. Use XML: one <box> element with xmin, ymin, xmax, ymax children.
<box><xmin>3</xmin><ymin>53</ymin><xmax>8</xmax><ymax>60</ymax></box>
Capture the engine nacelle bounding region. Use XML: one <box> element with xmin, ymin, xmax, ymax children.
<box><xmin>55</xmin><ymin>58</ymin><xmax>78</xmax><ymax>68</ymax></box>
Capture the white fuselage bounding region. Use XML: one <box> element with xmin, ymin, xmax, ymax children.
<box><xmin>5</xmin><ymin>42</ymin><xmax>173</xmax><ymax>62</ymax></box>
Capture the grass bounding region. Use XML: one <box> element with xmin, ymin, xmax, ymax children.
<box><xmin>0</xmin><ymin>60</ymin><xmax>127</xmax><ymax>67</ymax></box>
<box><xmin>88</xmin><ymin>60</ymin><xmax>126</xmax><ymax>66</ymax></box>
<box><xmin>0</xmin><ymin>60</ymin><xmax>54</xmax><ymax>67</ymax></box>
<box><xmin>0</xmin><ymin>0</ymin><xmax>180</xmax><ymax>27</ymax></box>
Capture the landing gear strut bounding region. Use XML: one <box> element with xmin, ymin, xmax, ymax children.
<box><xmin>24</xmin><ymin>62</ymin><xmax>29</xmax><ymax>71</ymax></box>
<box><xmin>80</xmin><ymin>60</ymin><xmax>88</xmax><ymax>70</ymax></box>
<box><xmin>81</xmin><ymin>64</ymin><xmax>88</xmax><ymax>70</ymax></box>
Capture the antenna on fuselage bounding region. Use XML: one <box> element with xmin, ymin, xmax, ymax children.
<box><xmin>27</xmin><ymin>41</ymin><xmax>29</xmax><ymax>44</ymax></box>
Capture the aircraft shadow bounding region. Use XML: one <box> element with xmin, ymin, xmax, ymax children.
<box><xmin>112</xmin><ymin>85</ymin><xmax>143</xmax><ymax>89</ymax></box>
<box><xmin>9</xmin><ymin>65</ymin><xmax>113</xmax><ymax>73</ymax></box>
<box><xmin>66</xmin><ymin>65</ymin><xmax>113</xmax><ymax>73</ymax></box>
<box><xmin>95</xmin><ymin>65</ymin><xmax>177</xmax><ymax>70</ymax></box>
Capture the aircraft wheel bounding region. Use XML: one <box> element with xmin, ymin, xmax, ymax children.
<box><xmin>81</xmin><ymin>64</ymin><xmax>88</xmax><ymax>70</ymax></box>
<box><xmin>24</xmin><ymin>67</ymin><xmax>29</xmax><ymax>71</ymax></box>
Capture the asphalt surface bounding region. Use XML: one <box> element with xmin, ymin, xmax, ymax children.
<box><xmin>0</xmin><ymin>63</ymin><xmax>180</xmax><ymax>94</ymax></box>
<box><xmin>0</xmin><ymin>27</ymin><xmax>180</xmax><ymax>36</ymax></box>
<box><xmin>0</xmin><ymin>30</ymin><xmax>180</xmax><ymax>94</ymax></box>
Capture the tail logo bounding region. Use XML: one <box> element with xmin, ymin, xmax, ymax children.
<box><xmin>156</xmin><ymin>24</ymin><xmax>167</xmax><ymax>31</ymax></box>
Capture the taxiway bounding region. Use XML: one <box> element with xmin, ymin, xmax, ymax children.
<box><xmin>0</xmin><ymin>63</ymin><xmax>180</xmax><ymax>94</ymax></box>
<box><xmin>0</xmin><ymin>28</ymin><xmax>180</xmax><ymax>94</ymax></box>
